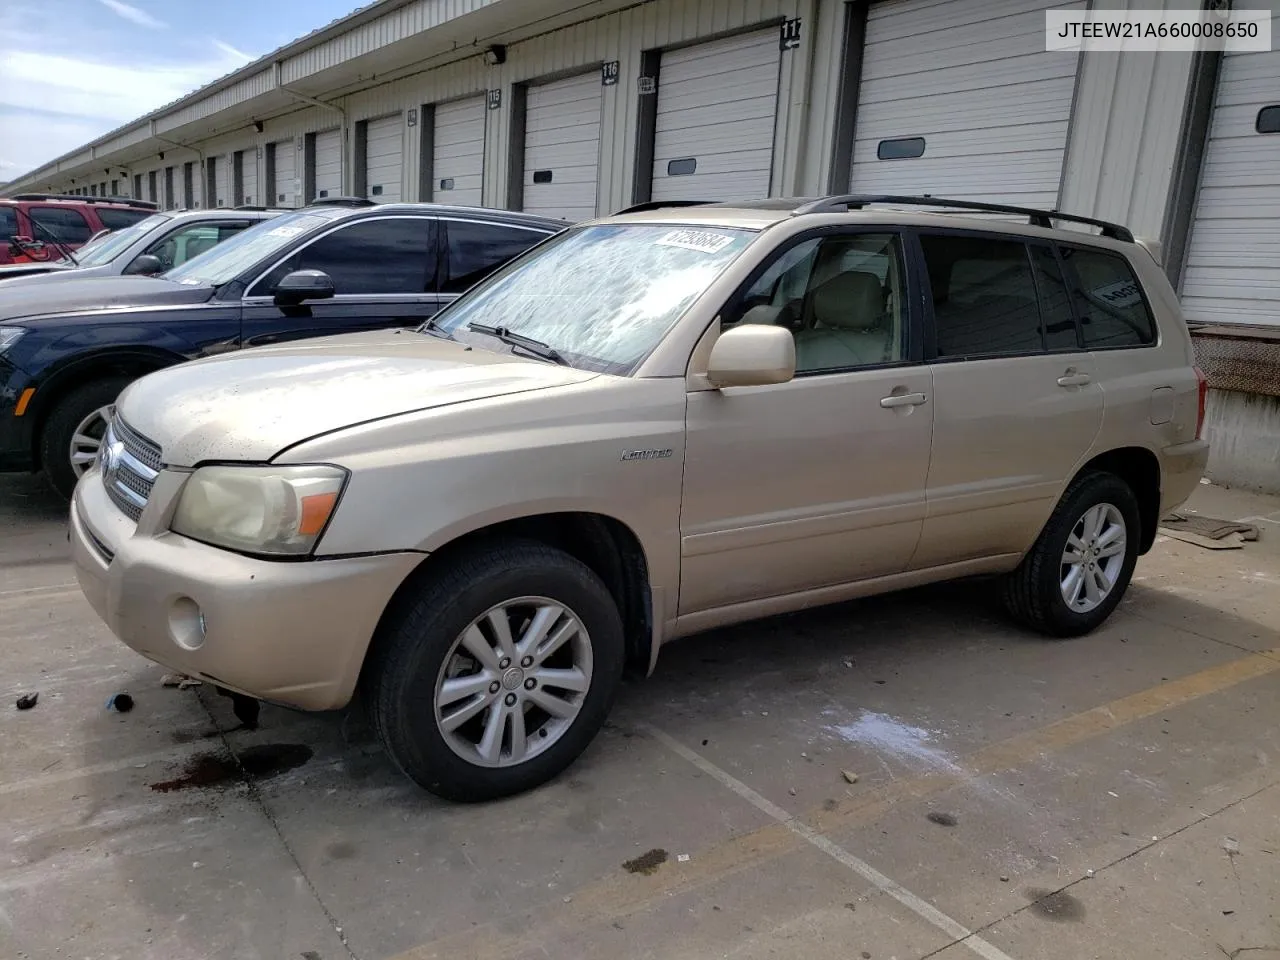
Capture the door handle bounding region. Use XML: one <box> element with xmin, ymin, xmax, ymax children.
<box><xmin>1057</xmin><ymin>373</ymin><xmax>1092</xmax><ymax>387</ymax></box>
<box><xmin>880</xmin><ymin>392</ymin><xmax>928</xmax><ymax>408</ymax></box>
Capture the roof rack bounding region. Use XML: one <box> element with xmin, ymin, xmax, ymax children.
<box><xmin>9</xmin><ymin>192</ymin><xmax>158</xmax><ymax>210</ymax></box>
<box><xmin>306</xmin><ymin>196</ymin><xmax>376</xmax><ymax>208</ymax></box>
<box><xmin>613</xmin><ymin>200</ymin><xmax>711</xmax><ymax>215</ymax></box>
<box><xmin>793</xmin><ymin>194</ymin><xmax>1135</xmax><ymax>242</ymax></box>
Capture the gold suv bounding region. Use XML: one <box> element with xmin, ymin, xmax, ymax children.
<box><xmin>69</xmin><ymin>195</ymin><xmax>1210</xmax><ymax>801</ymax></box>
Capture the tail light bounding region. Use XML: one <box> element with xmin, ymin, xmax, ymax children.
<box><xmin>1194</xmin><ymin>366</ymin><xmax>1208</xmax><ymax>439</ymax></box>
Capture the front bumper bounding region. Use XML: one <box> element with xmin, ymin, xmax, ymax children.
<box><xmin>70</xmin><ymin>467</ymin><xmax>423</xmax><ymax>711</ymax></box>
<box><xmin>0</xmin><ymin>359</ymin><xmax>36</xmax><ymax>472</ymax></box>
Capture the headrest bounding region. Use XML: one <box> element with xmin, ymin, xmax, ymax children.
<box><xmin>811</xmin><ymin>271</ymin><xmax>883</xmax><ymax>330</ymax></box>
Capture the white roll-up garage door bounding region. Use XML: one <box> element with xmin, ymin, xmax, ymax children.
<box><xmin>239</xmin><ymin>150</ymin><xmax>258</xmax><ymax>206</ymax></box>
<box><xmin>365</xmin><ymin>115</ymin><xmax>403</xmax><ymax>202</ymax></box>
<box><xmin>1182</xmin><ymin>11</ymin><xmax>1280</xmax><ymax>328</ymax></box>
<box><xmin>273</xmin><ymin>140</ymin><xmax>297</xmax><ymax>207</ymax></box>
<box><xmin>651</xmin><ymin>29</ymin><xmax>781</xmax><ymax>202</ymax></box>
<box><xmin>314</xmin><ymin>129</ymin><xmax>342</xmax><ymax>200</ymax></box>
<box><xmin>522</xmin><ymin>73</ymin><xmax>602</xmax><ymax>222</ymax></box>
<box><xmin>215</xmin><ymin>156</ymin><xmax>230</xmax><ymax>207</ymax></box>
<box><xmin>433</xmin><ymin>96</ymin><xmax>486</xmax><ymax>206</ymax></box>
<box><xmin>850</xmin><ymin>0</ymin><xmax>1081</xmax><ymax>207</ymax></box>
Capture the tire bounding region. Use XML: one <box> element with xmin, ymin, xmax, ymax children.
<box><xmin>40</xmin><ymin>376</ymin><xmax>132</xmax><ymax>500</ymax></box>
<box><xmin>366</xmin><ymin>539</ymin><xmax>625</xmax><ymax>802</ymax></box>
<box><xmin>1002</xmin><ymin>471</ymin><xmax>1141</xmax><ymax>637</ymax></box>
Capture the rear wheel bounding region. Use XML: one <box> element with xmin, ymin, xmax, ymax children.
<box><xmin>366</xmin><ymin>540</ymin><xmax>625</xmax><ymax>801</ymax></box>
<box><xmin>40</xmin><ymin>377</ymin><xmax>131</xmax><ymax>500</ymax></box>
<box><xmin>1002</xmin><ymin>471</ymin><xmax>1141</xmax><ymax>637</ymax></box>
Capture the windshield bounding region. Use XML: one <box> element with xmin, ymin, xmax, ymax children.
<box><xmin>163</xmin><ymin>210</ymin><xmax>341</xmax><ymax>286</ymax></box>
<box><xmin>431</xmin><ymin>223</ymin><xmax>756</xmax><ymax>373</ymax></box>
<box><xmin>69</xmin><ymin>214</ymin><xmax>169</xmax><ymax>266</ymax></box>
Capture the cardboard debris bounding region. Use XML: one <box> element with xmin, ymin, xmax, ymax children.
<box><xmin>1158</xmin><ymin>513</ymin><xmax>1259</xmax><ymax>550</ymax></box>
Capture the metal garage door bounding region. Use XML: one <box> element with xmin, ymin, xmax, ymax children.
<box><xmin>314</xmin><ymin>129</ymin><xmax>342</xmax><ymax>200</ymax></box>
<box><xmin>433</xmin><ymin>96</ymin><xmax>486</xmax><ymax>206</ymax></box>
<box><xmin>652</xmin><ymin>29</ymin><xmax>781</xmax><ymax>202</ymax></box>
<box><xmin>365</xmin><ymin>115</ymin><xmax>403</xmax><ymax>202</ymax></box>
<box><xmin>1182</xmin><ymin>11</ymin><xmax>1280</xmax><ymax>328</ymax></box>
<box><xmin>273</xmin><ymin>140</ymin><xmax>297</xmax><ymax>207</ymax></box>
<box><xmin>215</xmin><ymin>156</ymin><xmax>230</xmax><ymax>207</ymax></box>
<box><xmin>850</xmin><ymin>0</ymin><xmax>1081</xmax><ymax>207</ymax></box>
<box><xmin>523</xmin><ymin>73</ymin><xmax>602</xmax><ymax>222</ymax></box>
<box><xmin>239</xmin><ymin>150</ymin><xmax>258</xmax><ymax>206</ymax></box>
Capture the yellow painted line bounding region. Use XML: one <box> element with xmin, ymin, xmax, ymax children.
<box><xmin>392</xmin><ymin>647</ymin><xmax>1280</xmax><ymax>960</ymax></box>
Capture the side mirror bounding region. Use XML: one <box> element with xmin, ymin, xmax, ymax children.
<box><xmin>124</xmin><ymin>254</ymin><xmax>164</xmax><ymax>276</ymax></box>
<box><xmin>706</xmin><ymin>324</ymin><xmax>795</xmax><ymax>389</ymax></box>
<box><xmin>273</xmin><ymin>269</ymin><xmax>336</xmax><ymax>305</ymax></box>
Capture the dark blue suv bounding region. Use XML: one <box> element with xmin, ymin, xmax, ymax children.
<box><xmin>0</xmin><ymin>201</ymin><xmax>561</xmax><ymax>497</ymax></box>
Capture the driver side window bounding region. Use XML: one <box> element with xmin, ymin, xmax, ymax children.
<box><xmin>725</xmin><ymin>232</ymin><xmax>907</xmax><ymax>374</ymax></box>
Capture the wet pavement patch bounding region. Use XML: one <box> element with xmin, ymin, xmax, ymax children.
<box><xmin>149</xmin><ymin>744</ymin><xmax>313</xmax><ymax>792</ymax></box>
<box><xmin>926</xmin><ymin>811</ymin><xmax>958</xmax><ymax>827</ymax></box>
<box><xmin>1026</xmin><ymin>888</ymin><xmax>1086</xmax><ymax>922</ymax></box>
<box><xmin>622</xmin><ymin>848</ymin><xmax>668</xmax><ymax>875</ymax></box>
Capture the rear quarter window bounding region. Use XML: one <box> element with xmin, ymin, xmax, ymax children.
<box><xmin>1059</xmin><ymin>246</ymin><xmax>1155</xmax><ymax>348</ymax></box>
<box><xmin>95</xmin><ymin>208</ymin><xmax>152</xmax><ymax>230</ymax></box>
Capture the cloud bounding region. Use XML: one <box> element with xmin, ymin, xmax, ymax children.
<box><xmin>96</xmin><ymin>0</ymin><xmax>166</xmax><ymax>30</ymax></box>
<box><xmin>0</xmin><ymin>40</ymin><xmax>257</xmax><ymax>179</ymax></box>
<box><xmin>213</xmin><ymin>40</ymin><xmax>255</xmax><ymax>63</ymax></box>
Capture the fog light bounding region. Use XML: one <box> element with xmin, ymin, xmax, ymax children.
<box><xmin>170</xmin><ymin>596</ymin><xmax>207</xmax><ymax>650</ymax></box>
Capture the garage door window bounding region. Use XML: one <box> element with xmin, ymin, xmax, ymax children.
<box><xmin>877</xmin><ymin>137</ymin><xmax>926</xmax><ymax>160</ymax></box>
<box><xmin>1058</xmin><ymin>246</ymin><xmax>1154</xmax><ymax>349</ymax></box>
<box><xmin>1256</xmin><ymin>105</ymin><xmax>1280</xmax><ymax>134</ymax></box>
<box><xmin>251</xmin><ymin>218</ymin><xmax>436</xmax><ymax>295</ymax></box>
<box><xmin>922</xmin><ymin>233</ymin><xmax>1045</xmax><ymax>358</ymax></box>
<box><xmin>28</xmin><ymin>207</ymin><xmax>93</xmax><ymax>245</ymax></box>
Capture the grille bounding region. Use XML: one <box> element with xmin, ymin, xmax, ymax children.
<box><xmin>102</xmin><ymin>416</ymin><xmax>162</xmax><ymax>521</ymax></box>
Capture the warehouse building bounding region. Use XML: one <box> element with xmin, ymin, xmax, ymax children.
<box><xmin>4</xmin><ymin>0</ymin><xmax>1278</xmax><ymax>490</ymax></box>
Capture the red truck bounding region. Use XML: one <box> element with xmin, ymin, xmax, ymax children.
<box><xmin>0</xmin><ymin>194</ymin><xmax>157</xmax><ymax>266</ymax></box>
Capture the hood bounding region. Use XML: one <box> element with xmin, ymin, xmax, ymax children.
<box><xmin>0</xmin><ymin>275</ymin><xmax>214</xmax><ymax>321</ymax></box>
<box><xmin>0</xmin><ymin>262</ymin><xmax>74</xmax><ymax>284</ymax></box>
<box><xmin>0</xmin><ymin>263</ymin><xmax>109</xmax><ymax>287</ymax></box>
<box><xmin>117</xmin><ymin>329</ymin><xmax>600</xmax><ymax>466</ymax></box>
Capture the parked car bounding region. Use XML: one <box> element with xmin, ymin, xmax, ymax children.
<box><xmin>0</xmin><ymin>200</ymin><xmax>562</xmax><ymax>497</ymax></box>
<box><xmin>0</xmin><ymin>194</ymin><xmax>157</xmax><ymax>270</ymax></box>
<box><xmin>67</xmin><ymin>194</ymin><xmax>1209</xmax><ymax>802</ymax></box>
<box><xmin>0</xmin><ymin>209</ymin><xmax>282</xmax><ymax>285</ymax></box>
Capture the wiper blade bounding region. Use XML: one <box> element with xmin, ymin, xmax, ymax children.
<box><xmin>466</xmin><ymin>322</ymin><xmax>567</xmax><ymax>364</ymax></box>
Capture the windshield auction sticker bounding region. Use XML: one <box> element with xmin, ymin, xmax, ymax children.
<box><xmin>655</xmin><ymin>230</ymin><xmax>737</xmax><ymax>254</ymax></box>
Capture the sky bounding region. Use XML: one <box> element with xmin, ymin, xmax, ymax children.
<box><xmin>0</xmin><ymin>0</ymin><xmax>365</xmax><ymax>181</ymax></box>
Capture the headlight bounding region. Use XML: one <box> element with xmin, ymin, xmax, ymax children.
<box><xmin>170</xmin><ymin>464</ymin><xmax>347</xmax><ymax>557</ymax></box>
<box><xmin>0</xmin><ymin>327</ymin><xmax>26</xmax><ymax>354</ymax></box>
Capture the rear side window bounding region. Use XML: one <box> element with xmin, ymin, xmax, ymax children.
<box><xmin>1059</xmin><ymin>246</ymin><xmax>1155</xmax><ymax>348</ymax></box>
<box><xmin>250</xmin><ymin>217</ymin><xmax>436</xmax><ymax>296</ymax></box>
<box><xmin>920</xmin><ymin>233</ymin><xmax>1042</xmax><ymax>358</ymax></box>
<box><xmin>442</xmin><ymin>220</ymin><xmax>551</xmax><ymax>294</ymax></box>
<box><xmin>28</xmin><ymin>207</ymin><xmax>93</xmax><ymax>244</ymax></box>
<box><xmin>96</xmin><ymin>208</ymin><xmax>152</xmax><ymax>230</ymax></box>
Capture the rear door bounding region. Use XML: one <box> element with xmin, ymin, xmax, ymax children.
<box><xmin>239</xmin><ymin>215</ymin><xmax>443</xmax><ymax>347</ymax></box>
<box><xmin>911</xmin><ymin>230</ymin><xmax>1102</xmax><ymax>569</ymax></box>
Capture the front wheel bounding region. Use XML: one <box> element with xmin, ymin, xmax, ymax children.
<box><xmin>1002</xmin><ymin>471</ymin><xmax>1141</xmax><ymax>637</ymax></box>
<box><xmin>40</xmin><ymin>377</ymin><xmax>132</xmax><ymax>500</ymax></box>
<box><xmin>366</xmin><ymin>540</ymin><xmax>625</xmax><ymax>801</ymax></box>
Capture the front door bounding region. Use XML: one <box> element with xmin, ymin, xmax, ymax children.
<box><xmin>910</xmin><ymin>231</ymin><xmax>1104</xmax><ymax>569</ymax></box>
<box><xmin>679</xmin><ymin>229</ymin><xmax>934</xmax><ymax>615</ymax></box>
<box><xmin>239</xmin><ymin>215</ymin><xmax>444</xmax><ymax>348</ymax></box>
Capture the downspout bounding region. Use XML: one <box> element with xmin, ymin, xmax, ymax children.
<box><xmin>277</xmin><ymin>61</ymin><xmax>350</xmax><ymax>194</ymax></box>
<box><xmin>153</xmin><ymin>131</ymin><xmax>205</xmax><ymax>208</ymax></box>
